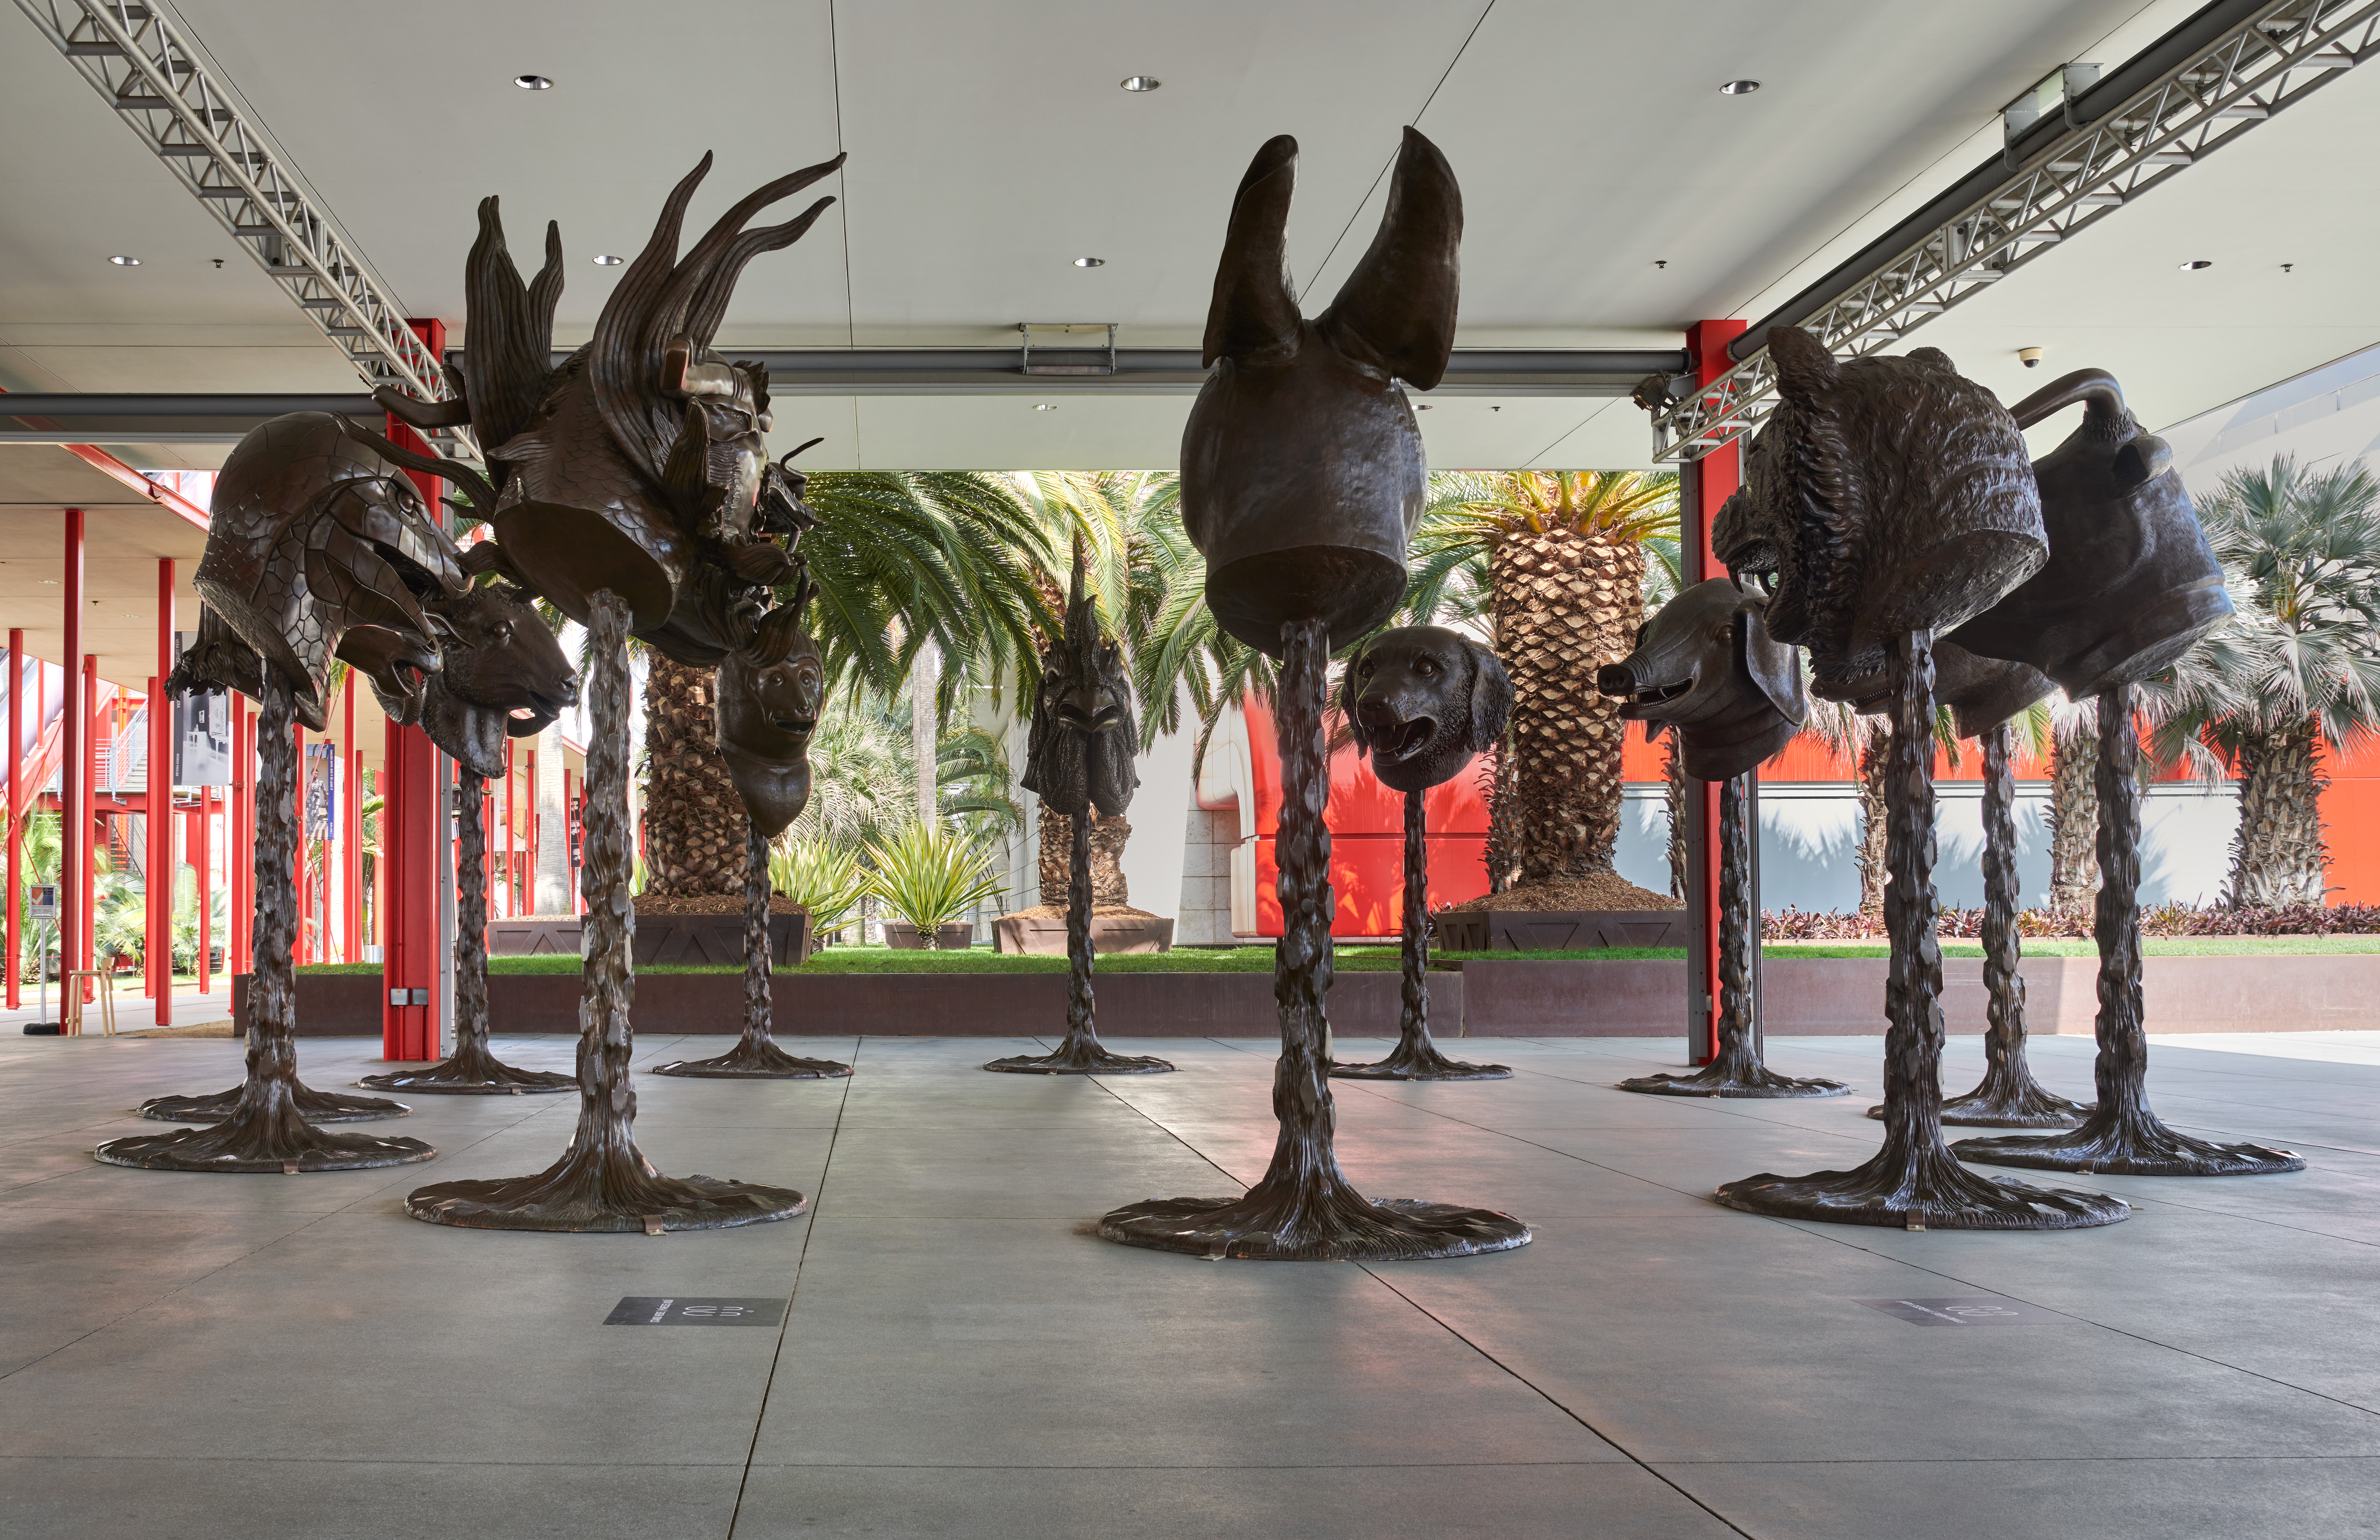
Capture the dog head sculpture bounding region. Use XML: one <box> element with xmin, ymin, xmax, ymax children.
<box><xmin>1180</xmin><ymin>129</ymin><xmax>1460</xmax><ymax>657</ymax></box>
<box><xmin>1596</xmin><ymin>578</ymin><xmax>1806</xmax><ymax>781</ymax></box>
<box><xmin>1338</xmin><ymin>626</ymin><xmax>1510</xmax><ymax>795</ymax></box>
<box><xmin>1020</xmin><ymin>551</ymin><xmax>1139</xmax><ymax>818</ymax></box>
<box><xmin>1712</xmin><ymin>329</ymin><xmax>2046</xmax><ymax>696</ymax></box>
<box><xmin>1948</xmin><ymin>368</ymin><xmax>2232</xmax><ymax>696</ymax></box>
<box><xmin>369</xmin><ymin>580</ymin><xmax>578</xmax><ymax>781</ymax></box>
<box><xmin>717</xmin><ymin>608</ymin><xmax>826</xmax><ymax>839</ymax></box>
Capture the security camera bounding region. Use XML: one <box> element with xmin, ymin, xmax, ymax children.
<box><xmin>2018</xmin><ymin>347</ymin><xmax>2045</xmax><ymax>369</ymax></box>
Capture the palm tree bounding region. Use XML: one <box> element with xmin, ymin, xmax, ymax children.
<box><xmin>2045</xmin><ymin>696</ymin><xmax>2099</xmax><ymax>911</ymax></box>
<box><xmin>1409</xmin><ymin>470</ymin><xmax>1680</xmax><ymax>892</ymax></box>
<box><xmin>2152</xmin><ymin>457</ymin><xmax>2380</xmax><ymax>907</ymax></box>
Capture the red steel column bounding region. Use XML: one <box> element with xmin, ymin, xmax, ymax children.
<box><xmin>6</xmin><ymin>630</ymin><xmax>21</xmax><ymax>1010</ymax></box>
<box><xmin>1680</xmin><ymin>319</ymin><xmax>1747</xmax><ymax>1065</ymax></box>
<box><xmin>342</xmin><ymin>671</ymin><xmax>361</xmax><ymax>963</ymax></box>
<box><xmin>151</xmin><ymin>558</ymin><xmax>175</xmax><ymax>1023</ymax></box>
<box><xmin>60</xmin><ymin>512</ymin><xmax>82</xmax><ymax>1023</ymax></box>
<box><xmin>195</xmin><ymin>789</ymin><xmax>212</xmax><ymax>994</ymax></box>
<box><xmin>79</xmin><ymin>653</ymin><xmax>97</xmax><ymax>1014</ymax></box>
<box><xmin>230</xmin><ymin>704</ymin><xmax>249</xmax><ymax>978</ymax></box>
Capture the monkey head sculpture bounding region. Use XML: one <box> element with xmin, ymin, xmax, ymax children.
<box><xmin>1338</xmin><ymin>626</ymin><xmax>1510</xmax><ymax>794</ymax></box>
<box><xmin>717</xmin><ymin>612</ymin><xmax>826</xmax><ymax>840</ymax></box>
<box><xmin>1597</xmin><ymin>579</ymin><xmax>1807</xmax><ymax>781</ymax></box>
<box><xmin>1712</xmin><ymin>328</ymin><xmax>2046</xmax><ymax>696</ymax></box>
<box><xmin>1180</xmin><ymin>128</ymin><xmax>1460</xmax><ymax>658</ymax></box>
<box><xmin>366</xmin><ymin>579</ymin><xmax>579</xmax><ymax>781</ymax></box>
<box><xmin>182</xmin><ymin>411</ymin><xmax>469</xmax><ymax>731</ymax></box>
<box><xmin>377</xmin><ymin>159</ymin><xmax>839</xmax><ymax>668</ymax></box>
<box><xmin>1020</xmin><ymin>555</ymin><xmax>1139</xmax><ymax>819</ymax></box>
<box><xmin>1948</xmin><ymin>368</ymin><xmax>2232</xmax><ymax>696</ymax></box>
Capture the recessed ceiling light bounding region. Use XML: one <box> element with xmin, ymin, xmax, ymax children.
<box><xmin>108</xmin><ymin>255</ymin><xmax>140</xmax><ymax>266</ymax></box>
<box><xmin>2180</xmin><ymin>259</ymin><xmax>2214</xmax><ymax>270</ymax></box>
<box><xmin>1073</xmin><ymin>257</ymin><xmax>1105</xmax><ymax>268</ymax></box>
<box><xmin>1416</xmin><ymin>403</ymin><xmax>1433</xmax><ymax>411</ymax></box>
<box><xmin>1720</xmin><ymin>79</ymin><xmax>1761</xmax><ymax>95</ymax></box>
<box><xmin>1120</xmin><ymin>76</ymin><xmax>1160</xmax><ymax>92</ymax></box>
<box><xmin>592</xmin><ymin>254</ymin><xmax>624</xmax><ymax>266</ymax></box>
<box><xmin>514</xmin><ymin>74</ymin><xmax>553</xmax><ymax>90</ymax></box>
<box><xmin>1034</xmin><ymin>403</ymin><xmax>1057</xmax><ymax>411</ymax></box>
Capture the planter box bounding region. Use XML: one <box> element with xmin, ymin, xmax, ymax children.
<box><xmin>487</xmin><ymin>912</ymin><xmax>808</xmax><ymax>966</ymax></box>
<box><xmin>993</xmin><ymin>913</ymin><xmax>1176</xmax><ymax>956</ymax></box>
<box><xmin>882</xmin><ymin>921</ymin><xmax>977</xmax><ymax>951</ymax></box>
<box><xmin>231</xmin><ymin>972</ymin><xmax>385</xmax><ymax>1038</ymax></box>
<box><xmin>1437</xmin><ymin>908</ymin><xmax>1688</xmax><ymax>953</ymax></box>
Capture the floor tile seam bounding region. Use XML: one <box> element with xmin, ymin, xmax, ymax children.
<box><xmin>1352</xmin><ymin>1263</ymin><xmax>1759</xmax><ymax>1540</ymax></box>
<box><xmin>0</xmin><ymin>1454</ymin><xmax>754</xmax><ymax>1468</ymax></box>
<box><xmin>1638</xmin><ymin>1454</ymin><xmax>2380</xmax><ymax>1466</ymax></box>
<box><xmin>726</xmin><ymin>1034</ymin><xmax>861</xmax><ymax>1540</ymax></box>
<box><xmin>1075</xmin><ymin>1054</ymin><xmax>1253</xmax><ymax>1193</ymax></box>
<box><xmin>2012</xmin><ymin>1187</ymin><xmax>2380</xmax><ymax>1252</ymax></box>
<box><xmin>737</xmin><ymin>1459</ymin><xmax>1628</xmax><ymax>1471</ymax></box>
<box><xmin>309</xmin><ymin>1093</ymin><xmax>584</xmax><ymax>1215</ymax></box>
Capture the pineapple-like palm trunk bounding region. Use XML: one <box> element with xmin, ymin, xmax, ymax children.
<box><xmin>98</xmin><ymin>671</ymin><xmax>436</xmax><ymax>1171</ymax></box>
<box><xmin>1716</xmin><ymin>632</ymin><xmax>2129</xmax><ymax>1228</ymax></box>
<box><xmin>2048</xmin><ymin>717</ymin><xmax>2100</xmax><ymax>911</ymax></box>
<box><xmin>1952</xmin><ymin>686</ymin><xmax>2306</xmax><ymax>1177</ymax></box>
<box><xmin>1099</xmin><ymin>619</ymin><xmax>1530</xmax><ymax>1259</ymax></box>
<box><xmin>651</xmin><ymin>821</ymin><xmax>852</xmax><ymax>1079</ymax></box>
<box><xmin>2224</xmin><ymin>724</ymin><xmax>2327</xmax><ymax>907</ymax></box>
<box><xmin>1620</xmin><ymin>774</ymin><xmax>1846</xmax><ymax>1098</ymax></box>
<box><xmin>1331</xmin><ymin>788</ymin><xmax>1507</xmax><ymax>1081</ymax></box>
<box><xmin>360</xmin><ymin>774</ymin><xmax>576</xmax><ymax>1094</ymax></box>
<box><xmin>986</xmin><ymin>809</ymin><xmax>1173</xmax><ymax>1075</ymax></box>
<box><xmin>405</xmin><ymin>590</ymin><xmax>812</xmax><ymax>1231</ymax></box>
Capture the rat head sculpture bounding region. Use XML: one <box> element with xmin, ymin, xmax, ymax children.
<box><xmin>1020</xmin><ymin>552</ymin><xmax>1139</xmax><ymax>819</ymax></box>
<box><xmin>1180</xmin><ymin>128</ymin><xmax>1461</xmax><ymax>658</ymax></box>
<box><xmin>1338</xmin><ymin>626</ymin><xmax>1510</xmax><ymax>794</ymax></box>
<box><xmin>717</xmin><ymin>605</ymin><xmax>826</xmax><ymax>839</ymax></box>
<box><xmin>1712</xmin><ymin>329</ymin><xmax>2046</xmax><ymax>697</ymax></box>
<box><xmin>384</xmin><ymin>160</ymin><xmax>840</xmax><ymax>667</ymax></box>
<box><xmin>1948</xmin><ymin>368</ymin><xmax>2231</xmax><ymax>696</ymax></box>
<box><xmin>1597</xmin><ymin>579</ymin><xmax>1807</xmax><ymax>781</ymax></box>
<box><xmin>184</xmin><ymin>412</ymin><xmax>468</xmax><ymax>731</ymax></box>
<box><xmin>369</xmin><ymin>580</ymin><xmax>579</xmax><ymax>781</ymax></box>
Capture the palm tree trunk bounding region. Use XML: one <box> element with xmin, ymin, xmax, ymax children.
<box><xmin>1038</xmin><ymin>804</ymin><xmax>1131</xmax><ymax>909</ymax></box>
<box><xmin>1855</xmin><ymin>735</ymin><xmax>1888</xmax><ymax>917</ymax></box>
<box><xmin>641</xmin><ymin>654</ymin><xmax>743</xmax><ymax>899</ymax></box>
<box><xmin>2224</xmin><ymin>722</ymin><xmax>2327</xmax><ymax>907</ymax></box>
<box><xmin>912</xmin><ymin>639</ymin><xmax>938</xmax><ymax>823</ymax></box>
<box><xmin>1663</xmin><ymin>730</ymin><xmax>1687</xmax><ymax>901</ymax></box>
<box><xmin>2049</xmin><ymin>718</ymin><xmax>2100</xmax><ymax>911</ymax></box>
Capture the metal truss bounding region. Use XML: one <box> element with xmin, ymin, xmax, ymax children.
<box><xmin>11</xmin><ymin>0</ymin><xmax>474</xmax><ymax>456</ymax></box>
<box><xmin>1651</xmin><ymin>0</ymin><xmax>2380</xmax><ymax>462</ymax></box>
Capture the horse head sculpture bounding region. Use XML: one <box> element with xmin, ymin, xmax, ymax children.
<box><xmin>1713</xmin><ymin>328</ymin><xmax>2046</xmax><ymax>692</ymax></box>
<box><xmin>1180</xmin><ymin>128</ymin><xmax>1460</xmax><ymax>656</ymax></box>
<box><xmin>1020</xmin><ymin>550</ymin><xmax>1138</xmax><ymax>819</ymax></box>
<box><xmin>1597</xmin><ymin>578</ymin><xmax>1806</xmax><ymax>781</ymax></box>
<box><xmin>1339</xmin><ymin>625</ymin><xmax>1510</xmax><ymax>794</ymax></box>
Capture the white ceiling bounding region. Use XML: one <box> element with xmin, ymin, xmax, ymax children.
<box><xmin>3</xmin><ymin>0</ymin><xmax>2376</xmax><ymax>473</ymax></box>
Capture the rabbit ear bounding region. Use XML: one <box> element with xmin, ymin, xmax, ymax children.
<box><xmin>1317</xmin><ymin>126</ymin><xmax>1462</xmax><ymax>390</ymax></box>
<box><xmin>1202</xmin><ymin>135</ymin><xmax>1304</xmax><ymax>368</ymax></box>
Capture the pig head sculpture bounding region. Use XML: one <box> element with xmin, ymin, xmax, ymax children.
<box><xmin>717</xmin><ymin>618</ymin><xmax>825</xmax><ymax>840</ymax></box>
<box><xmin>1021</xmin><ymin>555</ymin><xmax>1138</xmax><ymax>819</ymax></box>
<box><xmin>1180</xmin><ymin>128</ymin><xmax>1460</xmax><ymax>656</ymax></box>
<box><xmin>1949</xmin><ymin>368</ymin><xmax>2231</xmax><ymax>695</ymax></box>
<box><xmin>1597</xmin><ymin>579</ymin><xmax>1806</xmax><ymax>781</ymax></box>
<box><xmin>1712</xmin><ymin>328</ymin><xmax>2046</xmax><ymax>694</ymax></box>
<box><xmin>1338</xmin><ymin>626</ymin><xmax>1511</xmax><ymax>794</ymax></box>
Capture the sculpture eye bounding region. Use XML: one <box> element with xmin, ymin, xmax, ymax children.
<box><xmin>1415</xmin><ymin>657</ymin><xmax>1438</xmax><ymax>676</ymax></box>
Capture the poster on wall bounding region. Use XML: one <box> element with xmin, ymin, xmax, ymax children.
<box><xmin>171</xmin><ymin>624</ymin><xmax>231</xmax><ymax>787</ymax></box>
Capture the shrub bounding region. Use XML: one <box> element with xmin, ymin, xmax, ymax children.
<box><xmin>1759</xmin><ymin>902</ymin><xmax>2380</xmax><ymax>938</ymax></box>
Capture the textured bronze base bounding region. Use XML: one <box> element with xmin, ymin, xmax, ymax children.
<box><xmin>1867</xmin><ymin>1091</ymin><xmax>2093</xmax><ymax>1128</ymax></box>
<box><xmin>651</xmin><ymin>1039</ymin><xmax>853</xmax><ymax>1079</ymax></box>
<box><xmin>1950</xmin><ymin>1125</ymin><xmax>2303</xmax><ymax>1177</ymax></box>
<box><xmin>1624</xmin><ymin>1066</ymin><xmax>1847</xmax><ymax>1099</ymax></box>
<box><xmin>97</xmin><ymin>1117</ymin><xmax>434</xmax><ymax>1173</ymax></box>
<box><xmin>984</xmin><ymin>1043</ymin><xmax>1175</xmax><ymax>1075</ymax></box>
<box><xmin>359</xmin><ymin>1050</ymin><xmax>577</xmax><ymax>1095</ymax></box>
<box><xmin>1098</xmin><ymin>1193</ymin><xmax>1530</xmax><ymax>1260</ymax></box>
<box><xmin>1714</xmin><ymin>1151</ymin><xmax>2129</xmax><ymax>1229</ymax></box>
<box><xmin>138</xmin><ymin>1080</ymin><xmax>410</xmax><ymax>1123</ymax></box>
<box><xmin>406</xmin><ymin>1163</ymin><xmax>808</xmax><ymax>1232</ymax></box>
<box><xmin>1331</xmin><ymin>1044</ymin><xmax>1510</xmax><ymax>1081</ymax></box>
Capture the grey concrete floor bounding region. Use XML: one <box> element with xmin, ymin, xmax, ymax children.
<box><xmin>2</xmin><ymin>1025</ymin><xmax>2377</xmax><ymax>1539</ymax></box>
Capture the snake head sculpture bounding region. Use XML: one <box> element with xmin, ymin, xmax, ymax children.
<box><xmin>1948</xmin><ymin>368</ymin><xmax>2232</xmax><ymax>696</ymax></box>
<box><xmin>182</xmin><ymin>412</ymin><xmax>468</xmax><ymax>731</ymax></box>
<box><xmin>1596</xmin><ymin>578</ymin><xmax>1807</xmax><ymax>781</ymax></box>
<box><xmin>1712</xmin><ymin>328</ymin><xmax>2046</xmax><ymax>695</ymax></box>
<box><xmin>1020</xmin><ymin>551</ymin><xmax>1139</xmax><ymax>818</ymax></box>
<box><xmin>1180</xmin><ymin>128</ymin><xmax>1461</xmax><ymax>657</ymax></box>
<box><xmin>717</xmin><ymin>611</ymin><xmax>826</xmax><ymax>840</ymax></box>
<box><xmin>371</xmin><ymin>580</ymin><xmax>579</xmax><ymax>781</ymax></box>
<box><xmin>1338</xmin><ymin>626</ymin><xmax>1510</xmax><ymax>794</ymax></box>
<box><xmin>382</xmin><ymin>162</ymin><xmax>842</xmax><ymax>668</ymax></box>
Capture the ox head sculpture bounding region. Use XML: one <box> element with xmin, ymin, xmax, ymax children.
<box><xmin>369</xmin><ymin>579</ymin><xmax>579</xmax><ymax>782</ymax></box>
<box><xmin>1712</xmin><ymin>329</ymin><xmax>2046</xmax><ymax>696</ymax></box>
<box><xmin>1180</xmin><ymin>128</ymin><xmax>1460</xmax><ymax>657</ymax></box>
<box><xmin>1596</xmin><ymin>578</ymin><xmax>1806</xmax><ymax>781</ymax></box>
<box><xmin>1020</xmin><ymin>550</ymin><xmax>1139</xmax><ymax>819</ymax></box>
<box><xmin>1338</xmin><ymin>626</ymin><xmax>1510</xmax><ymax>795</ymax></box>
<box><xmin>1948</xmin><ymin>368</ymin><xmax>2232</xmax><ymax>696</ymax></box>
<box><xmin>716</xmin><ymin>589</ymin><xmax>826</xmax><ymax>840</ymax></box>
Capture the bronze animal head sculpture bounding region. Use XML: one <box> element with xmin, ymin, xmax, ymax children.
<box><xmin>1180</xmin><ymin>128</ymin><xmax>1460</xmax><ymax>657</ymax></box>
<box><xmin>1338</xmin><ymin>626</ymin><xmax>1510</xmax><ymax>794</ymax></box>
<box><xmin>717</xmin><ymin>615</ymin><xmax>825</xmax><ymax>840</ymax></box>
<box><xmin>1713</xmin><ymin>329</ymin><xmax>2046</xmax><ymax>693</ymax></box>
<box><xmin>1597</xmin><ymin>578</ymin><xmax>1807</xmax><ymax>781</ymax></box>
<box><xmin>380</xmin><ymin>161</ymin><xmax>836</xmax><ymax>668</ymax></box>
<box><xmin>1819</xmin><ymin>639</ymin><xmax>2057</xmax><ymax>741</ymax></box>
<box><xmin>1020</xmin><ymin>553</ymin><xmax>1138</xmax><ymax>819</ymax></box>
<box><xmin>183</xmin><ymin>411</ymin><xmax>469</xmax><ymax>730</ymax></box>
<box><xmin>371</xmin><ymin>580</ymin><xmax>578</xmax><ymax>781</ymax></box>
<box><xmin>1948</xmin><ymin>368</ymin><xmax>2232</xmax><ymax>696</ymax></box>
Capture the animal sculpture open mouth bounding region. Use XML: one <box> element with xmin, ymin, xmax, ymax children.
<box><xmin>1370</xmin><ymin>714</ymin><xmax>1438</xmax><ymax>764</ymax></box>
<box><xmin>1058</xmin><ymin>705</ymin><xmax>1126</xmax><ymax>734</ymax></box>
<box><xmin>1621</xmin><ymin>678</ymin><xmax>1694</xmax><ymax>712</ymax></box>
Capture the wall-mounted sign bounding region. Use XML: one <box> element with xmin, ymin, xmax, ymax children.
<box><xmin>171</xmin><ymin>625</ymin><xmax>231</xmax><ymax>788</ymax></box>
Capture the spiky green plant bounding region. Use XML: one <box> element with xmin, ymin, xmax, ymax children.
<box><xmin>862</xmin><ymin>821</ymin><xmax>1006</xmax><ymax>946</ymax></box>
<box><xmin>770</xmin><ymin>835</ymin><xmax>871</xmax><ymax>947</ymax></box>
